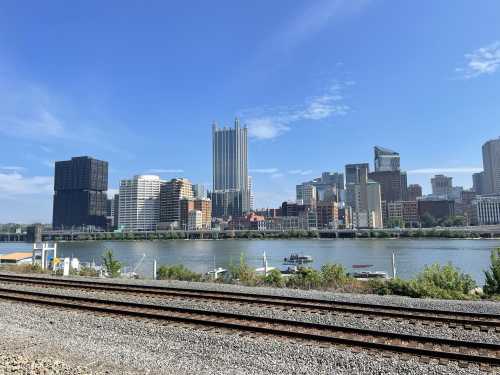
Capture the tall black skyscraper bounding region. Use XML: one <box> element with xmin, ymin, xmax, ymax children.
<box><xmin>52</xmin><ymin>156</ymin><xmax>108</xmax><ymax>229</ymax></box>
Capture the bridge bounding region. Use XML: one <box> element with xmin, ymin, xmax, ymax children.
<box><xmin>1</xmin><ymin>224</ymin><xmax>500</xmax><ymax>242</ymax></box>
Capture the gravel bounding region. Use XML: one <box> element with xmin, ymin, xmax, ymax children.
<box><xmin>1</xmin><ymin>281</ymin><xmax>498</xmax><ymax>345</ymax></box>
<box><xmin>3</xmin><ymin>271</ymin><xmax>498</xmax><ymax>315</ymax></box>
<box><xmin>0</xmin><ymin>300</ymin><xmax>494</xmax><ymax>375</ymax></box>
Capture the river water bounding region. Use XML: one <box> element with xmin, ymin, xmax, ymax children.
<box><xmin>1</xmin><ymin>239</ymin><xmax>499</xmax><ymax>284</ymax></box>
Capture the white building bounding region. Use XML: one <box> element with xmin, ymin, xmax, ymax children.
<box><xmin>471</xmin><ymin>195</ymin><xmax>500</xmax><ymax>225</ymax></box>
<box><xmin>188</xmin><ymin>210</ymin><xmax>203</xmax><ymax>230</ymax></box>
<box><xmin>347</xmin><ymin>169</ymin><xmax>383</xmax><ymax>229</ymax></box>
<box><xmin>118</xmin><ymin>175</ymin><xmax>162</xmax><ymax>231</ymax></box>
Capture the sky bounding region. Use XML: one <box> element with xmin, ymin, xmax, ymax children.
<box><xmin>0</xmin><ymin>0</ymin><xmax>499</xmax><ymax>223</ymax></box>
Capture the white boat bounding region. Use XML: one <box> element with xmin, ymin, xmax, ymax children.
<box><xmin>283</xmin><ymin>253</ymin><xmax>313</xmax><ymax>265</ymax></box>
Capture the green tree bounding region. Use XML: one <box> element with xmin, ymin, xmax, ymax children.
<box><xmin>420</xmin><ymin>212</ymin><xmax>436</xmax><ymax>228</ymax></box>
<box><xmin>264</xmin><ymin>269</ymin><xmax>284</xmax><ymax>287</ymax></box>
<box><xmin>320</xmin><ymin>263</ymin><xmax>349</xmax><ymax>288</ymax></box>
<box><xmin>102</xmin><ymin>250</ymin><xmax>122</xmax><ymax>278</ymax></box>
<box><xmin>484</xmin><ymin>248</ymin><xmax>500</xmax><ymax>297</ymax></box>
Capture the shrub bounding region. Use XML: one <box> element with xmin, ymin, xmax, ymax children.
<box><xmin>264</xmin><ymin>269</ymin><xmax>284</xmax><ymax>287</ymax></box>
<box><xmin>102</xmin><ymin>250</ymin><xmax>122</xmax><ymax>278</ymax></box>
<box><xmin>78</xmin><ymin>266</ymin><xmax>99</xmax><ymax>277</ymax></box>
<box><xmin>483</xmin><ymin>248</ymin><xmax>500</xmax><ymax>297</ymax></box>
<box><xmin>320</xmin><ymin>263</ymin><xmax>349</xmax><ymax>289</ymax></box>
<box><xmin>228</xmin><ymin>253</ymin><xmax>257</xmax><ymax>285</ymax></box>
<box><xmin>157</xmin><ymin>264</ymin><xmax>201</xmax><ymax>281</ymax></box>
<box><xmin>286</xmin><ymin>268</ymin><xmax>322</xmax><ymax>289</ymax></box>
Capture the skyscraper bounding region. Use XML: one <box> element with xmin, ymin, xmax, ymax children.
<box><xmin>374</xmin><ymin>146</ymin><xmax>400</xmax><ymax>172</ymax></box>
<box><xmin>211</xmin><ymin>118</ymin><xmax>249</xmax><ymax>217</ymax></box>
<box><xmin>482</xmin><ymin>138</ymin><xmax>500</xmax><ymax>194</ymax></box>
<box><xmin>431</xmin><ymin>174</ymin><xmax>453</xmax><ymax>197</ymax></box>
<box><xmin>346</xmin><ymin>166</ymin><xmax>383</xmax><ymax>228</ymax></box>
<box><xmin>52</xmin><ymin>156</ymin><xmax>108</xmax><ymax>229</ymax></box>
<box><xmin>472</xmin><ymin>172</ymin><xmax>485</xmax><ymax>195</ymax></box>
<box><xmin>407</xmin><ymin>184</ymin><xmax>423</xmax><ymax>201</ymax></box>
<box><xmin>118</xmin><ymin>175</ymin><xmax>162</xmax><ymax>231</ymax></box>
<box><xmin>160</xmin><ymin>178</ymin><xmax>193</xmax><ymax>227</ymax></box>
<box><xmin>345</xmin><ymin>163</ymin><xmax>370</xmax><ymax>185</ymax></box>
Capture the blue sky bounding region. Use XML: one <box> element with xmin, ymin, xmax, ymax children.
<box><xmin>0</xmin><ymin>0</ymin><xmax>499</xmax><ymax>223</ymax></box>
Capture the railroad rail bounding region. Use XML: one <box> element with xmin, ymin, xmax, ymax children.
<box><xmin>0</xmin><ymin>286</ymin><xmax>498</xmax><ymax>369</ymax></box>
<box><xmin>0</xmin><ymin>273</ymin><xmax>499</xmax><ymax>332</ymax></box>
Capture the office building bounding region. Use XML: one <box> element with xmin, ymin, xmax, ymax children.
<box><xmin>345</xmin><ymin>163</ymin><xmax>369</xmax><ymax>185</ymax></box>
<box><xmin>181</xmin><ymin>197</ymin><xmax>212</xmax><ymax>229</ymax></box>
<box><xmin>417</xmin><ymin>198</ymin><xmax>455</xmax><ymax>222</ymax></box>
<box><xmin>118</xmin><ymin>175</ymin><xmax>162</xmax><ymax>231</ymax></box>
<box><xmin>192</xmin><ymin>184</ymin><xmax>206</xmax><ymax>199</ymax></box>
<box><xmin>473</xmin><ymin>172</ymin><xmax>485</xmax><ymax>195</ymax></box>
<box><xmin>281</xmin><ymin>201</ymin><xmax>307</xmax><ymax>217</ymax></box>
<box><xmin>346</xmin><ymin>167</ymin><xmax>383</xmax><ymax>228</ymax></box>
<box><xmin>188</xmin><ymin>210</ymin><xmax>203</xmax><ymax>230</ymax></box>
<box><xmin>296</xmin><ymin>184</ymin><xmax>317</xmax><ymax>208</ymax></box>
<box><xmin>248</xmin><ymin>176</ymin><xmax>254</xmax><ymax>211</ymax></box>
<box><xmin>368</xmin><ymin>170</ymin><xmax>408</xmax><ymax>202</ymax></box>
<box><xmin>431</xmin><ymin>175</ymin><xmax>453</xmax><ymax>197</ymax></box>
<box><xmin>470</xmin><ymin>195</ymin><xmax>500</xmax><ymax>225</ymax></box>
<box><xmin>160</xmin><ymin>178</ymin><xmax>193</xmax><ymax>228</ymax></box>
<box><xmin>113</xmin><ymin>194</ymin><xmax>119</xmax><ymax>229</ymax></box>
<box><xmin>407</xmin><ymin>184</ymin><xmax>423</xmax><ymax>201</ymax></box>
<box><xmin>317</xmin><ymin>201</ymin><xmax>339</xmax><ymax>229</ymax></box>
<box><xmin>483</xmin><ymin>138</ymin><xmax>500</xmax><ymax>194</ymax></box>
<box><xmin>374</xmin><ymin>146</ymin><xmax>400</xmax><ymax>172</ymax></box>
<box><xmin>387</xmin><ymin>201</ymin><xmax>418</xmax><ymax>228</ymax></box>
<box><xmin>52</xmin><ymin>156</ymin><xmax>108</xmax><ymax>230</ymax></box>
<box><xmin>212</xmin><ymin>118</ymin><xmax>249</xmax><ymax>217</ymax></box>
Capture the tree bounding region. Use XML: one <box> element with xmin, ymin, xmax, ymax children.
<box><xmin>264</xmin><ymin>269</ymin><xmax>284</xmax><ymax>287</ymax></box>
<box><xmin>420</xmin><ymin>212</ymin><xmax>436</xmax><ymax>228</ymax></box>
<box><xmin>484</xmin><ymin>248</ymin><xmax>500</xmax><ymax>297</ymax></box>
<box><xmin>102</xmin><ymin>250</ymin><xmax>122</xmax><ymax>278</ymax></box>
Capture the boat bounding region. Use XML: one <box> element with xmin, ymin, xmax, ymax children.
<box><xmin>207</xmin><ymin>267</ymin><xmax>227</xmax><ymax>280</ymax></box>
<box><xmin>349</xmin><ymin>271</ymin><xmax>389</xmax><ymax>280</ymax></box>
<box><xmin>283</xmin><ymin>253</ymin><xmax>313</xmax><ymax>265</ymax></box>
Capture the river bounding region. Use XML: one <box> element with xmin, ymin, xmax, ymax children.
<box><xmin>1</xmin><ymin>239</ymin><xmax>498</xmax><ymax>284</ymax></box>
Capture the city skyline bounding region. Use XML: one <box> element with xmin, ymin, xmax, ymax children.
<box><xmin>0</xmin><ymin>1</ymin><xmax>500</xmax><ymax>222</ymax></box>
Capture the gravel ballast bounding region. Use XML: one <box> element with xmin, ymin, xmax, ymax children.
<box><xmin>1</xmin><ymin>281</ymin><xmax>498</xmax><ymax>345</ymax></box>
<box><xmin>0</xmin><ymin>300</ymin><xmax>494</xmax><ymax>375</ymax></box>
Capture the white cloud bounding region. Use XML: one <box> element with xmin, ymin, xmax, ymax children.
<box><xmin>0</xmin><ymin>172</ymin><xmax>52</xmax><ymax>196</ymax></box>
<box><xmin>242</xmin><ymin>82</ymin><xmax>350</xmax><ymax>140</ymax></box>
<box><xmin>144</xmin><ymin>169</ymin><xmax>184</xmax><ymax>174</ymax></box>
<box><xmin>288</xmin><ymin>169</ymin><xmax>313</xmax><ymax>176</ymax></box>
<box><xmin>457</xmin><ymin>41</ymin><xmax>500</xmax><ymax>79</ymax></box>
<box><xmin>407</xmin><ymin>167</ymin><xmax>482</xmax><ymax>174</ymax></box>
<box><xmin>271</xmin><ymin>173</ymin><xmax>285</xmax><ymax>179</ymax></box>
<box><xmin>0</xmin><ymin>166</ymin><xmax>26</xmax><ymax>172</ymax></box>
<box><xmin>250</xmin><ymin>168</ymin><xmax>280</xmax><ymax>174</ymax></box>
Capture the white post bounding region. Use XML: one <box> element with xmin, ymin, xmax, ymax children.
<box><xmin>392</xmin><ymin>251</ymin><xmax>396</xmax><ymax>279</ymax></box>
<box><xmin>263</xmin><ymin>252</ymin><xmax>268</xmax><ymax>276</ymax></box>
<box><xmin>153</xmin><ymin>259</ymin><xmax>157</xmax><ymax>280</ymax></box>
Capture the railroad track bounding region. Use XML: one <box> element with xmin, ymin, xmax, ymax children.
<box><xmin>0</xmin><ymin>273</ymin><xmax>499</xmax><ymax>332</ymax></box>
<box><xmin>0</xmin><ymin>286</ymin><xmax>498</xmax><ymax>370</ymax></box>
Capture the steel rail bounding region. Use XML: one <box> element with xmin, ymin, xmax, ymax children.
<box><xmin>0</xmin><ymin>273</ymin><xmax>498</xmax><ymax>329</ymax></box>
<box><xmin>0</xmin><ymin>287</ymin><xmax>498</xmax><ymax>367</ymax></box>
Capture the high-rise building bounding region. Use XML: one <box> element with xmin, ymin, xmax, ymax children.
<box><xmin>212</xmin><ymin>118</ymin><xmax>249</xmax><ymax>217</ymax></box>
<box><xmin>482</xmin><ymin>138</ymin><xmax>500</xmax><ymax>194</ymax></box>
<box><xmin>472</xmin><ymin>172</ymin><xmax>485</xmax><ymax>195</ymax></box>
<box><xmin>368</xmin><ymin>170</ymin><xmax>408</xmax><ymax>203</ymax></box>
<box><xmin>374</xmin><ymin>146</ymin><xmax>400</xmax><ymax>172</ymax></box>
<box><xmin>345</xmin><ymin>163</ymin><xmax>369</xmax><ymax>185</ymax></box>
<box><xmin>346</xmin><ymin>166</ymin><xmax>383</xmax><ymax>228</ymax></box>
<box><xmin>113</xmin><ymin>194</ymin><xmax>119</xmax><ymax>229</ymax></box>
<box><xmin>180</xmin><ymin>197</ymin><xmax>212</xmax><ymax>230</ymax></box>
<box><xmin>52</xmin><ymin>156</ymin><xmax>108</xmax><ymax>230</ymax></box>
<box><xmin>160</xmin><ymin>178</ymin><xmax>193</xmax><ymax>228</ymax></box>
<box><xmin>320</xmin><ymin>172</ymin><xmax>345</xmax><ymax>190</ymax></box>
<box><xmin>296</xmin><ymin>184</ymin><xmax>317</xmax><ymax>208</ymax></box>
<box><xmin>431</xmin><ymin>175</ymin><xmax>453</xmax><ymax>197</ymax></box>
<box><xmin>407</xmin><ymin>184</ymin><xmax>423</xmax><ymax>201</ymax></box>
<box><xmin>118</xmin><ymin>175</ymin><xmax>162</xmax><ymax>231</ymax></box>
<box><xmin>248</xmin><ymin>176</ymin><xmax>254</xmax><ymax>211</ymax></box>
<box><xmin>192</xmin><ymin>184</ymin><xmax>206</xmax><ymax>199</ymax></box>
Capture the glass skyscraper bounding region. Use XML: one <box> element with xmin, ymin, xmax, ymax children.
<box><xmin>211</xmin><ymin>118</ymin><xmax>249</xmax><ymax>217</ymax></box>
<box><xmin>483</xmin><ymin>138</ymin><xmax>500</xmax><ymax>195</ymax></box>
<box><xmin>374</xmin><ymin>146</ymin><xmax>400</xmax><ymax>172</ymax></box>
